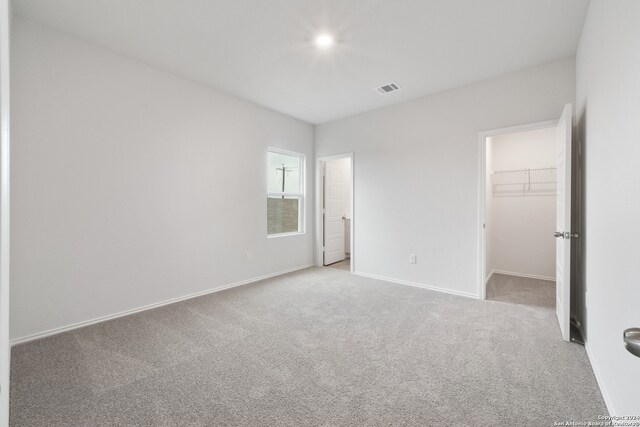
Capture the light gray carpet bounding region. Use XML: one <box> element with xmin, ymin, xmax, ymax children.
<box><xmin>487</xmin><ymin>273</ymin><xmax>556</xmax><ymax>308</ymax></box>
<box><xmin>10</xmin><ymin>267</ymin><xmax>606</xmax><ymax>426</ymax></box>
<box><xmin>325</xmin><ymin>258</ymin><xmax>350</xmax><ymax>271</ymax></box>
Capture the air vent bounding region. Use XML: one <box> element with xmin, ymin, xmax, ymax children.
<box><xmin>376</xmin><ymin>82</ymin><xmax>401</xmax><ymax>94</ymax></box>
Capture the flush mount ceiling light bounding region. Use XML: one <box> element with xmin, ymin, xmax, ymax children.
<box><xmin>314</xmin><ymin>34</ymin><xmax>334</xmax><ymax>50</ymax></box>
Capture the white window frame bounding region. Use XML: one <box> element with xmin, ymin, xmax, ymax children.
<box><xmin>267</xmin><ymin>147</ymin><xmax>305</xmax><ymax>238</ymax></box>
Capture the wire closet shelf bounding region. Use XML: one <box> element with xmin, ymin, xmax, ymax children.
<box><xmin>490</xmin><ymin>167</ymin><xmax>557</xmax><ymax>196</ymax></box>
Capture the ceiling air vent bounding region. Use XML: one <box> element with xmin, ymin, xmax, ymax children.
<box><xmin>376</xmin><ymin>82</ymin><xmax>401</xmax><ymax>94</ymax></box>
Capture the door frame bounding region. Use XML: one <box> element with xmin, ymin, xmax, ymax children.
<box><xmin>477</xmin><ymin>119</ymin><xmax>558</xmax><ymax>300</ymax></box>
<box><xmin>315</xmin><ymin>153</ymin><xmax>354</xmax><ymax>272</ymax></box>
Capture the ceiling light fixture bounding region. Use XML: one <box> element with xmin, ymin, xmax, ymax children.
<box><xmin>314</xmin><ymin>34</ymin><xmax>334</xmax><ymax>50</ymax></box>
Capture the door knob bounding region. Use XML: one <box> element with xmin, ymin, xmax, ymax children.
<box><xmin>553</xmin><ymin>231</ymin><xmax>564</xmax><ymax>238</ymax></box>
<box><xmin>623</xmin><ymin>328</ymin><xmax>640</xmax><ymax>358</ymax></box>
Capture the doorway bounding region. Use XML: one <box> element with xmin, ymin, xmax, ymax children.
<box><xmin>483</xmin><ymin>126</ymin><xmax>558</xmax><ymax>308</ymax></box>
<box><xmin>478</xmin><ymin>104</ymin><xmax>574</xmax><ymax>341</ymax></box>
<box><xmin>315</xmin><ymin>154</ymin><xmax>354</xmax><ymax>273</ymax></box>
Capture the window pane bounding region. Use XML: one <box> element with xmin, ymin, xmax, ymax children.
<box><xmin>268</xmin><ymin>152</ymin><xmax>301</xmax><ymax>194</ymax></box>
<box><xmin>267</xmin><ymin>196</ymin><xmax>299</xmax><ymax>235</ymax></box>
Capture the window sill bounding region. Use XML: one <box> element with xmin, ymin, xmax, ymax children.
<box><xmin>267</xmin><ymin>231</ymin><xmax>305</xmax><ymax>239</ymax></box>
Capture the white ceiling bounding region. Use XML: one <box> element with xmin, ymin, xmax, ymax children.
<box><xmin>12</xmin><ymin>0</ymin><xmax>590</xmax><ymax>124</ymax></box>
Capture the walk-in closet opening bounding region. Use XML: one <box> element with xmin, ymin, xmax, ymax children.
<box><xmin>484</xmin><ymin>127</ymin><xmax>558</xmax><ymax>308</ymax></box>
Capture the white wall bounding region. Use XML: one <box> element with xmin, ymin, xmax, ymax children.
<box><xmin>0</xmin><ymin>0</ymin><xmax>10</xmax><ymax>423</ymax></box>
<box><xmin>576</xmin><ymin>0</ymin><xmax>640</xmax><ymax>415</ymax></box>
<box><xmin>316</xmin><ymin>57</ymin><xmax>575</xmax><ymax>297</ymax></box>
<box><xmin>487</xmin><ymin>128</ymin><xmax>556</xmax><ymax>279</ymax></box>
<box><xmin>10</xmin><ymin>19</ymin><xmax>314</xmax><ymax>341</ymax></box>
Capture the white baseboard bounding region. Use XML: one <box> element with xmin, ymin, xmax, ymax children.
<box><xmin>491</xmin><ymin>269</ymin><xmax>555</xmax><ymax>282</ymax></box>
<box><xmin>10</xmin><ymin>264</ymin><xmax>313</xmax><ymax>346</ymax></box>
<box><xmin>584</xmin><ymin>342</ymin><xmax>616</xmax><ymax>417</ymax></box>
<box><xmin>485</xmin><ymin>269</ymin><xmax>496</xmax><ymax>285</ymax></box>
<box><xmin>353</xmin><ymin>271</ymin><xmax>479</xmax><ymax>299</ymax></box>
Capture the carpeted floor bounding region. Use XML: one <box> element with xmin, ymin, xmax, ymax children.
<box><xmin>486</xmin><ymin>273</ymin><xmax>556</xmax><ymax>308</ymax></box>
<box><xmin>325</xmin><ymin>258</ymin><xmax>350</xmax><ymax>271</ymax></box>
<box><xmin>10</xmin><ymin>267</ymin><xmax>607</xmax><ymax>426</ymax></box>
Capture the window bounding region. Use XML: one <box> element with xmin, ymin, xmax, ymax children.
<box><xmin>267</xmin><ymin>148</ymin><xmax>305</xmax><ymax>236</ymax></box>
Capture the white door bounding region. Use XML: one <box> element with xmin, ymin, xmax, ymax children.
<box><xmin>555</xmin><ymin>103</ymin><xmax>573</xmax><ymax>341</ymax></box>
<box><xmin>323</xmin><ymin>160</ymin><xmax>347</xmax><ymax>265</ymax></box>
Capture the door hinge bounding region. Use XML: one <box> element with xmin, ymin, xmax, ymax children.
<box><xmin>555</xmin><ymin>231</ymin><xmax>580</xmax><ymax>239</ymax></box>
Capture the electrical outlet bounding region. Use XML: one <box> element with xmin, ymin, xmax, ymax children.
<box><xmin>245</xmin><ymin>252</ymin><xmax>252</xmax><ymax>262</ymax></box>
<box><xmin>409</xmin><ymin>254</ymin><xmax>417</xmax><ymax>264</ymax></box>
